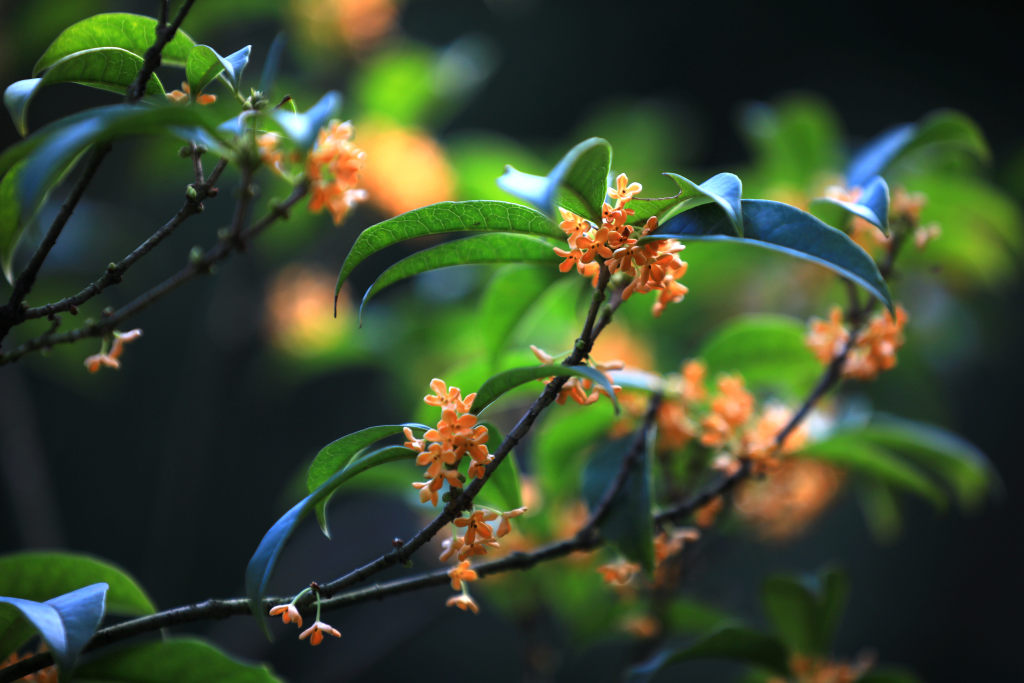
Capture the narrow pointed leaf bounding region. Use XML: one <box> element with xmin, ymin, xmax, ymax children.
<box><xmin>0</xmin><ymin>583</ymin><xmax>107</xmax><ymax>676</ymax></box>
<box><xmin>857</xmin><ymin>417</ymin><xmax>997</xmax><ymax>509</ymax></box>
<box><xmin>812</xmin><ymin>175</ymin><xmax>890</xmax><ymax>235</ymax></box>
<box><xmin>247</xmin><ymin>445</ymin><xmax>417</xmax><ymax>635</ymax></box>
<box><xmin>6</xmin><ymin>48</ymin><xmax>164</xmax><ymax>136</ymax></box>
<box><xmin>360</xmin><ymin>233</ymin><xmax>560</xmax><ymax>318</ymax></box>
<box><xmin>335</xmin><ymin>201</ymin><xmax>560</xmax><ymax>298</ymax></box>
<box><xmin>648</xmin><ymin>199</ymin><xmax>892</xmax><ymax>312</ymax></box>
<box><xmin>75</xmin><ymin>638</ymin><xmax>281</xmax><ymax>682</ymax></box>
<box><xmin>186</xmin><ymin>45</ymin><xmax>251</xmax><ymax>96</ymax></box>
<box><xmin>478</xmin><ymin>264</ymin><xmax>559</xmax><ymax>365</ymax></box>
<box><xmin>626</xmin><ymin>627</ymin><xmax>790</xmax><ymax>682</ymax></box>
<box><xmin>801</xmin><ymin>437</ymin><xmax>947</xmax><ymax>509</ymax></box>
<box><xmin>307</xmin><ymin>423</ymin><xmax>428</xmax><ymax>535</ymax></box>
<box><xmin>628</xmin><ymin>172</ymin><xmax>744</xmax><ymax>235</ymax></box>
<box><xmin>33</xmin><ymin>13</ymin><xmax>196</xmax><ymax>74</ymax></box>
<box><xmin>470</xmin><ymin>364</ymin><xmax>620</xmax><ymax>415</ymax></box>
<box><xmin>498</xmin><ymin>137</ymin><xmax>612</xmax><ymax>222</ymax></box>
<box><xmin>761</xmin><ymin>575</ymin><xmax>820</xmax><ymax>654</ymax></box>
<box><xmin>582</xmin><ymin>435</ymin><xmax>654</xmax><ymax>571</ymax></box>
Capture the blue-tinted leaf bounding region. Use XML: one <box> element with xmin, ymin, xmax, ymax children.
<box><xmin>847</xmin><ymin>110</ymin><xmax>989</xmax><ymax>186</ymax></box>
<box><xmin>0</xmin><ymin>583</ymin><xmax>107</xmax><ymax>676</ymax></box>
<box><xmin>474</xmin><ymin>422</ymin><xmax>523</xmax><ymax>510</ymax></box>
<box><xmin>498</xmin><ymin>137</ymin><xmax>612</xmax><ymax>222</ymax></box>
<box><xmin>582</xmin><ymin>435</ymin><xmax>654</xmax><ymax>571</ymax></box>
<box><xmin>471</xmin><ymin>364</ymin><xmax>620</xmax><ymax>415</ymax></box>
<box><xmin>359</xmin><ymin>233</ymin><xmax>560</xmax><ymax>319</ymax></box>
<box><xmin>608</xmin><ymin>369</ymin><xmax>666</xmax><ymax>394</ymax></box>
<box><xmin>76</xmin><ymin>637</ymin><xmax>281</xmax><ymax>682</ymax></box>
<box><xmin>272</xmin><ymin>91</ymin><xmax>340</xmax><ymax>150</ymax></box>
<box><xmin>33</xmin><ymin>13</ymin><xmax>196</xmax><ymax>74</ymax></box>
<box><xmin>307</xmin><ymin>423</ymin><xmax>428</xmax><ymax>535</ymax></box>
<box><xmin>6</xmin><ymin>48</ymin><xmax>164</xmax><ymax>136</ymax></box>
<box><xmin>627</xmin><ymin>172</ymin><xmax>743</xmax><ymax>236</ymax></box>
<box><xmin>801</xmin><ymin>437</ymin><xmax>947</xmax><ymax>509</ymax></box>
<box><xmin>858</xmin><ymin>416</ymin><xmax>998</xmax><ymax>509</ymax></box>
<box><xmin>219</xmin><ymin>46</ymin><xmax>251</xmax><ymax>91</ymax></box>
<box><xmin>335</xmin><ymin>201</ymin><xmax>561</xmax><ymax>298</ymax></box>
<box><xmin>648</xmin><ymin>199</ymin><xmax>892</xmax><ymax>312</ymax></box>
<box><xmin>812</xmin><ymin>175</ymin><xmax>890</xmax><ymax>235</ymax></box>
<box><xmin>626</xmin><ymin>627</ymin><xmax>790</xmax><ymax>682</ymax></box>
<box><xmin>259</xmin><ymin>33</ymin><xmax>286</xmax><ymax>92</ymax></box>
<box><xmin>246</xmin><ymin>445</ymin><xmax>417</xmax><ymax>636</ymax></box>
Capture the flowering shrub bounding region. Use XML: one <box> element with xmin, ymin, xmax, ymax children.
<box><xmin>0</xmin><ymin>6</ymin><xmax>1012</xmax><ymax>683</ymax></box>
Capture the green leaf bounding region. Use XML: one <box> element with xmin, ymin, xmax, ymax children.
<box><xmin>0</xmin><ymin>103</ymin><xmax>223</xmax><ymax>282</ymax></box>
<box><xmin>6</xmin><ymin>48</ymin><xmax>164</xmax><ymax>136</ymax></box>
<box><xmin>741</xmin><ymin>96</ymin><xmax>843</xmax><ymax>190</ymax></box>
<box><xmin>856</xmin><ymin>480</ymin><xmax>903</xmax><ymax>543</ymax></box>
<box><xmin>33</xmin><ymin>13</ymin><xmax>196</xmax><ymax>74</ymax></box>
<box><xmin>800</xmin><ymin>437</ymin><xmax>947</xmax><ymax>509</ymax></box>
<box><xmin>761</xmin><ymin>575</ymin><xmax>819</xmax><ymax>655</ymax></box>
<box><xmin>335</xmin><ymin>201</ymin><xmax>561</xmax><ymax>298</ymax></box>
<box><xmin>761</xmin><ymin>568</ymin><xmax>849</xmax><ymax>656</ymax></box>
<box><xmin>626</xmin><ymin>627</ymin><xmax>790</xmax><ymax>682</ymax></box>
<box><xmin>246</xmin><ymin>444</ymin><xmax>417</xmax><ymax>636</ymax></box>
<box><xmin>306</xmin><ymin>423</ymin><xmax>428</xmax><ymax>535</ymax></box>
<box><xmin>359</xmin><ymin>233</ymin><xmax>560</xmax><ymax>319</ymax></box>
<box><xmin>474</xmin><ymin>422</ymin><xmax>523</xmax><ymax>510</ymax></box>
<box><xmin>698</xmin><ymin>314</ymin><xmax>822</xmax><ymax>399</ymax></box>
<box><xmin>186</xmin><ymin>44</ymin><xmax>251</xmax><ymax>96</ymax></box>
<box><xmin>498</xmin><ymin>138</ymin><xmax>612</xmax><ymax>222</ymax></box>
<box><xmin>649</xmin><ymin>199</ymin><xmax>893</xmax><ymax>312</ymax></box>
<box><xmin>0</xmin><ymin>584</ymin><xmax>107</xmax><ymax>677</ymax></box>
<box><xmin>582</xmin><ymin>436</ymin><xmax>654</xmax><ymax>571</ymax></box>
<box><xmin>858</xmin><ymin>417</ymin><xmax>997</xmax><ymax>510</ymax></box>
<box><xmin>847</xmin><ymin>110</ymin><xmax>989</xmax><ymax>186</ymax></box>
<box><xmin>478</xmin><ymin>264</ymin><xmax>558</xmax><ymax>366</ymax></box>
<box><xmin>665</xmin><ymin>597</ymin><xmax>743</xmax><ymax>636</ymax></box>
<box><xmin>471</xmin><ymin>364</ymin><xmax>620</xmax><ymax>415</ymax></box>
<box><xmin>75</xmin><ymin>638</ymin><xmax>281</xmax><ymax>682</ymax></box>
<box><xmin>857</xmin><ymin>668</ymin><xmax>924</xmax><ymax>683</ymax></box>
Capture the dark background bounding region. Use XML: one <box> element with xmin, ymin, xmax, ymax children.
<box><xmin>0</xmin><ymin>0</ymin><xmax>1021</xmax><ymax>680</ymax></box>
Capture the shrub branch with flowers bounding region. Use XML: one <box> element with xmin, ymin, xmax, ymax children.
<box><xmin>0</xmin><ymin>6</ymin><xmax>1005</xmax><ymax>683</ymax></box>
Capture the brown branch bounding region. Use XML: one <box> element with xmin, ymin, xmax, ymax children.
<box><xmin>125</xmin><ymin>0</ymin><xmax>196</xmax><ymax>102</ymax></box>
<box><xmin>0</xmin><ymin>177</ymin><xmax>307</xmax><ymax>365</ymax></box>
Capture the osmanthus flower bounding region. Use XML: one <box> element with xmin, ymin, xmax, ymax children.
<box><xmin>454</xmin><ymin>509</ymin><xmax>499</xmax><ymax>545</ymax></box>
<box><xmin>447</xmin><ymin>560</ymin><xmax>479</xmax><ymax>591</ymax></box>
<box><xmin>84</xmin><ymin>328</ymin><xmax>143</xmax><ymax>373</ymax></box>
<box><xmin>529</xmin><ymin>344</ymin><xmax>623</xmax><ymax>407</ymax></box>
<box><xmin>699</xmin><ymin>375</ymin><xmax>756</xmax><ymax>448</ymax></box>
<box><xmin>742</xmin><ymin>405</ymin><xmax>810</xmax><ymax>475</ymax></box>
<box><xmin>694</xmin><ymin>495</ymin><xmax>725</xmax><ymax>528</ymax></box>
<box><xmin>597</xmin><ymin>559</ymin><xmax>642</xmax><ymax>586</ymax></box>
<box><xmin>2</xmin><ymin>646</ymin><xmax>57</xmax><ymax>682</ymax></box>
<box><xmin>653</xmin><ymin>527</ymin><xmax>700</xmax><ymax>567</ymax></box>
<box><xmin>445</xmin><ymin>593</ymin><xmax>480</xmax><ymax>614</ymax></box>
<box><xmin>299</xmin><ymin>620</ymin><xmax>342</xmax><ymax>646</ymax></box>
<box><xmin>306</xmin><ymin>120</ymin><xmax>368</xmax><ymax>226</ymax></box>
<box><xmin>806</xmin><ymin>305</ymin><xmax>909</xmax><ymax>381</ymax></box>
<box><xmin>165</xmin><ymin>81</ymin><xmax>216</xmax><ymax>105</ymax></box>
<box><xmin>553</xmin><ymin>173</ymin><xmax>690</xmax><ymax>317</ymax></box>
<box><xmin>767</xmin><ymin>652</ymin><xmax>875</xmax><ymax>683</ymax></box>
<box><xmin>734</xmin><ymin>459</ymin><xmax>844</xmax><ymax>541</ymax></box>
<box><xmin>423</xmin><ymin>378</ymin><xmax>476</xmax><ymax>413</ymax></box>
<box><xmin>680</xmin><ymin>360</ymin><xmax>707</xmax><ymax>403</ymax></box>
<box><xmin>914</xmin><ymin>223</ymin><xmax>941</xmax><ymax>249</ymax></box>
<box><xmin>268</xmin><ymin>603</ymin><xmax>303</xmax><ymax>628</ymax></box>
<box><xmin>496</xmin><ymin>507</ymin><xmax>528</xmax><ymax>538</ymax></box>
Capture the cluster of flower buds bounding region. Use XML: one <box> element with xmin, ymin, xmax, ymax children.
<box><xmin>554</xmin><ymin>174</ymin><xmax>689</xmax><ymax>317</ymax></box>
<box><xmin>405</xmin><ymin>379</ymin><xmax>491</xmax><ymax>506</ymax></box>
<box><xmin>84</xmin><ymin>329</ymin><xmax>142</xmax><ymax>373</ymax></box>
<box><xmin>807</xmin><ymin>305</ymin><xmax>909</xmax><ymax>381</ymax></box>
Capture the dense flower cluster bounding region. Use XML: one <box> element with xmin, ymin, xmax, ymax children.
<box><xmin>84</xmin><ymin>328</ymin><xmax>142</xmax><ymax>373</ymax></box>
<box><xmin>405</xmin><ymin>379</ymin><xmax>491</xmax><ymax>506</ymax></box>
<box><xmin>259</xmin><ymin>120</ymin><xmax>368</xmax><ymax>225</ymax></box>
<box><xmin>807</xmin><ymin>305</ymin><xmax>909</xmax><ymax>380</ymax></box>
<box><xmin>554</xmin><ymin>174</ymin><xmax>689</xmax><ymax>316</ymax></box>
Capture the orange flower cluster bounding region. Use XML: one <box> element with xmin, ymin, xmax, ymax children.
<box><xmin>84</xmin><ymin>329</ymin><xmax>142</xmax><ymax>373</ymax></box>
<box><xmin>268</xmin><ymin>590</ymin><xmax>342</xmax><ymax>646</ymax></box>
<box><xmin>807</xmin><ymin>305</ymin><xmax>909</xmax><ymax>380</ymax></box>
<box><xmin>166</xmin><ymin>81</ymin><xmax>216</xmax><ymax>105</ymax></box>
<box><xmin>406</xmin><ymin>379</ymin><xmax>491</xmax><ymax>506</ymax></box>
<box><xmin>555</xmin><ymin>174</ymin><xmax>689</xmax><ymax>316</ymax></box>
<box><xmin>734</xmin><ymin>459</ymin><xmax>844</xmax><ymax>542</ymax></box>
<box><xmin>767</xmin><ymin>653</ymin><xmax>874</xmax><ymax>683</ymax></box>
<box><xmin>439</xmin><ymin>506</ymin><xmax>527</xmax><ymax>614</ymax></box>
<box><xmin>307</xmin><ymin>120</ymin><xmax>368</xmax><ymax>225</ymax></box>
<box><xmin>530</xmin><ymin>345</ymin><xmax>622</xmax><ymax>407</ymax></box>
